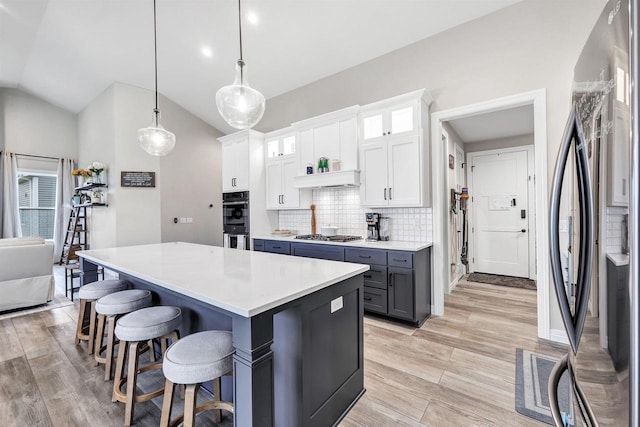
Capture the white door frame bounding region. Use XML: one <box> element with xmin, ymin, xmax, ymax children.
<box><xmin>431</xmin><ymin>89</ymin><xmax>551</xmax><ymax>341</ymax></box>
<box><xmin>466</xmin><ymin>145</ymin><xmax>536</xmax><ymax>280</ymax></box>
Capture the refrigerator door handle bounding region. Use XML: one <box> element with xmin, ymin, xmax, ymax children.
<box><xmin>548</xmin><ymin>354</ymin><xmax>568</xmax><ymax>426</ymax></box>
<box><xmin>549</xmin><ymin>105</ymin><xmax>594</xmax><ymax>354</ymax></box>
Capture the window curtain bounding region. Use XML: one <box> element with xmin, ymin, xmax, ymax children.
<box><xmin>0</xmin><ymin>151</ymin><xmax>22</xmax><ymax>238</ymax></box>
<box><xmin>54</xmin><ymin>158</ymin><xmax>76</xmax><ymax>262</ymax></box>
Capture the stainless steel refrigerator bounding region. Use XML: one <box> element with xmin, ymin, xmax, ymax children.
<box><xmin>549</xmin><ymin>0</ymin><xmax>638</xmax><ymax>425</ymax></box>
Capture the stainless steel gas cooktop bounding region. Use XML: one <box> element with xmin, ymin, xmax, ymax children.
<box><xmin>295</xmin><ymin>234</ymin><xmax>362</xmax><ymax>242</ymax></box>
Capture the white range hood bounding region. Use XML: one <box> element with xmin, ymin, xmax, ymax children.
<box><xmin>293</xmin><ymin>170</ymin><xmax>360</xmax><ymax>188</ymax></box>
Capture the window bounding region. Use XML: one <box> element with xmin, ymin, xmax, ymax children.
<box><xmin>18</xmin><ymin>173</ymin><xmax>57</xmax><ymax>239</ymax></box>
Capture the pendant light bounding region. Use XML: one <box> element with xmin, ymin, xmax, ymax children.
<box><xmin>138</xmin><ymin>0</ymin><xmax>176</xmax><ymax>156</ymax></box>
<box><xmin>216</xmin><ymin>0</ymin><xmax>265</xmax><ymax>130</ymax></box>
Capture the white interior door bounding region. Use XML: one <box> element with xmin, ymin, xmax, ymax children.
<box><xmin>470</xmin><ymin>149</ymin><xmax>529</xmax><ymax>277</ymax></box>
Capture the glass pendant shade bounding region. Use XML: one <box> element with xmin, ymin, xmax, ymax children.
<box><xmin>216</xmin><ymin>59</ymin><xmax>266</xmax><ymax>130</ymax></box>
<box><xmin>138</xmin><ymin>110</ymin><xmax>176</xmax><ymax>156</ymax></box>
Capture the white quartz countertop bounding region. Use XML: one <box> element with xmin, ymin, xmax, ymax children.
<box><xmin>607</xmin><ymin>253</ymin><xmax>629</xmax><ymax>266</ymax></box>
<box><xmin>252</xmin><ymin>235</ymin><xmax>433</xmax><ymax>251</ymax></box>
<box><xmin>78</xmin><ymin>242</ymin><xmax>368</xmax><ymax>317</ymax></box>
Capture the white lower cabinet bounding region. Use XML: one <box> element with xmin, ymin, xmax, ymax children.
<box><xmin>360</xmin><ymin>131</ymin><xmax>422</xmax><ymax>207</ymax></box>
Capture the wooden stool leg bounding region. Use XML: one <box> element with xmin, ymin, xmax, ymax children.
<box><xmin>94</xmin><ymin>314</ymin><xmax>105</xmax><ymax>367</ymax></box>
<box><xmin>159</xmin><ymin>380</ymin><xmax>174</xmax><ymax>427</ymax></box>
<box><xmin>148</xmin><ymin>339</ymin><xmax>156</xmax><ymax>362</ymax></box>
<box><xmin>87</xmin><ymin>301</ymin><xmax>97</xmax><ymax>354</ymax></box>
<box><xmin>112</xmin><ymin>338</ymin><xmax>128</xmax><ymax>403</ymax></box>
<box><xmin>104</xmin><ymin>315</ymin><xmax>116</xmax><ymax>381</ymax></box>
<box><xmin>124</xmin><ymin>341</ymin><xmax>140</xmax><ymax>427</ymax></box>
<box><xmin>213</xmin><ymin>377</ymin><xmax>222</xmax><ymax>422</ymax></box>
<box><xmin>183</xmin><ymin>384</ymin><xmax>198</xmax><ymax>427</ymax></box>
<box><xmin>74</xmin><ymin>299</ymin><xmax>87</xmax><ymax>345</ymax></box>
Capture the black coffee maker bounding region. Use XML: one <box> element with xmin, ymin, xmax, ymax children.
<box><xmin>366</xmin><ymin>213</ymin><xmax>380</xmax><ymax>241</ymax></box>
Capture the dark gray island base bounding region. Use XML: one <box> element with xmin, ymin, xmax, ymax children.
<box><xmin>79</xmin><ymin>243</ymin><xmax>366</xmax><ymax>427</ymax></box>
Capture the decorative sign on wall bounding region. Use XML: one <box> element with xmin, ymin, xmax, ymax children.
<box><xmin>449</xmin><ymin>154</ymin><xmax>455</xmax><ymax>169</ymax></box>
<box><xmin>121</xmin><ymin>171</ymin><xmax>156</xmax><ymax>188</ymax></box>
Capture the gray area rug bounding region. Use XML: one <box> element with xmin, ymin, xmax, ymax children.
<box><xmin>468</xmin><ymin>272</ymin><xmax>537</xmax><ymax>290</ymax></box>
<box><xmin>0</xmin><ymin>294</ymin><xmax>73</xmax><ymax>321</ymax></box>
<box><xmin>516</xmin><ymin>348</ymin><xmax>570</xmax><ymax>425</ymax></box>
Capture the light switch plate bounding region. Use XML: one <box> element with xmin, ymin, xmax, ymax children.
<box><xmin>330</xmin><ymin>296</ymin><xmax>343</xmax><ymax>313</ymax></box>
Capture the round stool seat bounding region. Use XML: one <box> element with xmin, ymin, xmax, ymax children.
<box><xmin>78</xmin><ymin>279</ymin><xmax>129</xmax><ymax>300</ymax></box>
<box><xmin>115</xmin><ymin>306</ymin><xmax>182</xmax><ymax>342</ymax></box>
<box><xmin>163</xmin><ymin>331</ymin><xmax>234</xmax><ymax>385</ymax></box>
<box><xmin>95</xmin><ymin>289</ymin><xmax>152</xmax><ymax>316</ymax></box>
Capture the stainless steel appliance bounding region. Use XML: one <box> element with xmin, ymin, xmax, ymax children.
<box><xmin>222</xmin><ymin>191</ymin><xmax>249</xmax><ymax>250</ymax></box>
<box><xmin>379</xmin><ymin>217</ymin><xmax>390</xmax><ymax>241</ymax></box>
<box><xmin>295</xmin><ymin>234</ymin><xmax>362</xmax><ymax>242</ymax></box>
<box><xmin>366</xmin><ymin>213</ymin><xmax>380</xmax><ymax>241</ymax></box>
<box><xmin>548</xmin><ymin>1</ymin><xmax>637</xmax><ymax>425</ymax></box>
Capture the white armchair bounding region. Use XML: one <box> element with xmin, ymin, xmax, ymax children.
<box><xmin>0</xmin><ymin>237</ymin><xmax>56</xmax><ymax>312</ymax></box>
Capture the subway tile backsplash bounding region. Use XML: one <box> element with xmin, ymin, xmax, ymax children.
<box><xmin>278</xmin><ymin>187</ymin><xmax>432</xmax><ymax>242</ymax></box>
<box><xmin>606</xmin><ymin>205</ymin><xmax>628</xmax><ymax>254</ymax></box>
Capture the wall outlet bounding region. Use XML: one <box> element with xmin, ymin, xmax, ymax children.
<box><xmin>186</xmin><ymin>217</ymin><xmax>193</xmax><ymax>224</ymax></box>
<box><xmin>179</xmin><ymin>217</ymin><xmax>186</xmax><ymax>224</ymax></box>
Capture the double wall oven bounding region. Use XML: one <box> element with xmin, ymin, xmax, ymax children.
<box><xmin>222</xmin><ymin>191</ymin><xmax>249</xmax><ymax>250</ymax></box>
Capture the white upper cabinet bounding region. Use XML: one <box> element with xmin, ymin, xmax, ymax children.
<box><xmin>221</xmin><ymin>135</ymin><xmax>250</xmax><ymax>192</ymax></box>
<box><xmin>292</xmin><ymin>106</ymin><xmax>360</xmax><ymax>178</ymax></box>
<box><xmin>359</xmin><ymin>90</ymin><xmax>432</xmax><ymax>207</ymax></box>
<box><xmin>264</xmin><ymin>127</ymin><xmax>311</xmax><ymax>210</ymax></box>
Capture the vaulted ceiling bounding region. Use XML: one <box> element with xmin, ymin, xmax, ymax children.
<box><xmin>1</xmin><ymin>0</ymin><xmax>523</xmax><ymax>134</ymax></box>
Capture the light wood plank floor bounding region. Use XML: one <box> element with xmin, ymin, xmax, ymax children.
<box><xmin>0</xmin><ymin>275</ymin><xmax>566</xmax><ymax>426</ymax></box>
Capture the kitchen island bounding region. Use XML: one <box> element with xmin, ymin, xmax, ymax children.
<box><xmin>78</xmin><ymin>242</ymin><xmax>369</xmax><ymax>427</ymax></box>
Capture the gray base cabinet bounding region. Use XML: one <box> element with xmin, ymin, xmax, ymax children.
<box><xmin>255</xmin><ymin>239</ymin><xmax>431</xmax><ymax>326</ymax></box>
<box><xmin>606</xmin><ymin>258</ymin><xmax>629</xmax><ymax>372</ymax></box>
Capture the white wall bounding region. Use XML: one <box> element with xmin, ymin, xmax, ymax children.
<box><xmin>0</xmin><ymin>88</ymin><xmax>77</xmax><ymax>164</ymax></box>
<box><xmin>465</xmin><ymin>133</ymin><xmax>534</xmax><ymax>153</ymax></box>
<box><xmin>254</xmin><ymin>0</ymin><xmax>607</xmax><ymax>331</ymax></box>
<box><xmin>77</xmin><ymin>82</ymin><xmax>223</xmax><ymax>249</ymax></box>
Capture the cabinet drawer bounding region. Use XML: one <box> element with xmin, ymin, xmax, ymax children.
<box><xmin>363</xmin><ymin>286</ymin><xmax>387</xmax><ymax>314</ymax></box>
<box><xmin>363</xmin><ymin>265</ymin><xmax>387</xmax><ymax>290</ymax></box>
<box><xmin>253</xmin><ymin>239</ymin><xmax>265</xmax><ymax>252</ymax></box>
<box><xmin>345</xmin><ymin>248</ymin><xmax>386</xmax><ymax>265</ymax></box>
<box><xmin>265</xmin><ymin>240</ymin><xmax>291</xmax><ymax>255</ymax></box>
<box><xmin>291</xmin><ymin>243</ymin><xmax>344</xmax><ymax>261</ymax></box>
<box><xmin>388</xmin><ymin>251</ymin><xmax>413</xmax><ymax>268</ymax></box>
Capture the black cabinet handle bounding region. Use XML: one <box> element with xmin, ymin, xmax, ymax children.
<box><xmin>392</xmin><ymin>258</ymin><xmax>407</xmax><ymax>262</ymax></box>
<box><xmin>273</xmin><ymin>246</ymin><xmax>281</xmax><ymax>249</ymax></box>
<box><xmin>389</xmin><ymin>272</ymin><xmax>393</xmax><ymax>286</ymax></box>
<box><xmin>384</xmin><ymin>188</ymin><xmax>387</xmax><ymax>200</ymax></box>
<box><xmin>359</xmin><ymin>255</ymin><xmax>371</xmax><ymax>259</ymax></box>
<box><xmin>364</xmin><ymin>296</ymin><xmax>372</xmax><ymax>301</ymax></box>
<box><xmin>389</xmin><ymin>187</ymin><xmax>392</xmax><ymax>200</ymax></box>
<box><xmin>364</xmin><ymin>274</ymin><xmax>372</xmax><ymax>279</ymax></box>
<box><xmin>521</xmin><ymin>229</ymin><xmax>526</xmax><ymax>233</ymax></box>
<box><xmin>281</xmin><ymin>195</ymin><xmax>285</xmax><ymax>204</ymax></box>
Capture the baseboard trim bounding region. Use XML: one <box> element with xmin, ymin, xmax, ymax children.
<box><xmin>548</xmin><ymin>328</ymin><xmax>569</xmax><ymax>345</ymax></box>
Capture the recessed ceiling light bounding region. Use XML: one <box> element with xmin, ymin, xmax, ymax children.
<box><xmin>247</xmin><ymin>12</ymin><xmax>258</xmax><ymax>24</ymax></box>
<box><xmin>201</xmin><ymin>46</ymin><xmax>213</xmax><ymax>58</ymax></box>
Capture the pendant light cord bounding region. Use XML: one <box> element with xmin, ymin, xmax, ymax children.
<box><xmin>153</xmin><ymin>0</ymin><xmax>159</xmax><ymax>113</ymax></box>
<box><xmin>238</xmin><ymin>0</ymin><xmax>243</xmax><ymax>61</ymax></box>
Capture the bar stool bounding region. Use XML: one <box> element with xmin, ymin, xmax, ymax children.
<box><xmin>94</xmin><ymin>289</ymin><xmax>153</xmax><ymax>381</ymax></box>
<box><xmin>160</xmin><ymin>331</ymin><xmax>234</xmax><ymax>427</ymax></box>
<box><xmin>113</xmin><ymin>305</ymin><xmax>182</xmax><ymax>426</ymax></box>
<box><xmin>74</xmin><ymin>279</ymin><xmax>129</xmax><ymax>354</ymax></box>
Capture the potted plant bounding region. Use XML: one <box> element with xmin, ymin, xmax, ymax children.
<box><xmin>88</xmin><ymin>162</ymin><xmax>105</xmax><ymax>184</ymax></box>
<box><xmin>71</xmin><ymin>168</ymin><xmax>92</xmax><ymax>186</ymax></box>
<box><xmin>72</xmin><ymin>191</ymin><xmax>81</xmax><ymax>205</ymax></box>
<box><xmin>91</xmin><ymin>189</ymin><xmax>104</xmax><ymax>204</ymax></box>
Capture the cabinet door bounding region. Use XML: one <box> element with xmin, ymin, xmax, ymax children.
<box><xmin>361</xmin><ymin>108</ymin><xmax>386</xmax><ymax>142</ymax></box>
<box><xmin>266</xmin><ymin>161</ymin><xmax>282</xmax><ymax>210</ymax></box>
<box><xmin>339</xmin><ymin>117</ymin><xmax>358</xmax><ymax>171</ymax></box>
<box><xmin>234</xmin><ymin>137</ymin><xmax>250</xmax><ymax>191</ymax></box>
<box><xmin>388</xmin><ymin>267</ymin><xmax>415</xmax><ymax>320</ymax></box>
<box><xmin>388</xmin><ymin>100</ymin><xmax>419</xmax><ymax>137</ymax></box>
<box><xmin>221</xmin><ymin>141</ymin><xmax>236</xmax><ymax>192</ymax></box>
<box><xmin>608</xmin><ymin>106</ymin><xmax>630</xmax><ymax>205</ymax></box>
<box><xmin>360</xmin><ymin>141</ymin><xmax>389</xmax><ymax>206</ymax></box>
<box><xmin>388</xmin><ymin>133</ymin><xmax>421</xmax><ymax>206</ymax></box>
<box><xmin>281</xmin><ymin>157</ymin><xmax>299</xmax><ymax>208</ymax></box>
<box><xmin>298</xmin><ymin>129</ymin><xmax>315</xmax><ymax>175</ymax></box>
